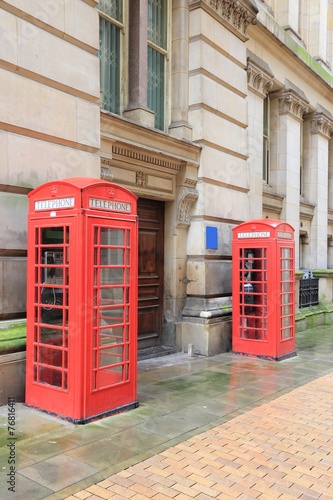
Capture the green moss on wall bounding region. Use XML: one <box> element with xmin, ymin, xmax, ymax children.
<box><xmin>0</xmin><ymin>324</ymin><xmax>26</xmax><ymax>354</ymax></box>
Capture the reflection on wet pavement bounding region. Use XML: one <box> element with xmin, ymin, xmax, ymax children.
<box><xmin>0</xmin><ymin>324</ymin><xmax>332</xmax><ymax>499</ymax></box>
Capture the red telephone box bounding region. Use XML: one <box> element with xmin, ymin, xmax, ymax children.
<box><xmin>25</xmin><ymin>178</ymin><xmax>138</xmax><ymax>423</ymax></box>
<box><xmin>232</xmin><ymin>219</ymin><xmax>296</xmax><ymax>361</ymax></box>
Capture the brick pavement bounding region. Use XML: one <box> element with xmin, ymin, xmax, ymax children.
<box><xmin>66</xmin><ymin>373</ymin><xmax>333</xmax><ymax>499</ymax></box>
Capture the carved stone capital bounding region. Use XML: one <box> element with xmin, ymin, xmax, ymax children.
<box><xmin>310</xmin><ymin>114</ymin><xmax>333</xmax><ymax>139</ymax></box>
<box><xmin>246</xmin><ymin>63</ymin><xmax>273</xmax><ymax>98</ymax></box>
<box><xmin>277</xmin><ymin>93</ymin><xmax>309</xmax><ymax>121</ymax></box>
<box><xmin>177</xmin><ymin>187</ymin><xmax>198</xmax><ymax>228</ymax></box>
<box><xmin>190</xmin><ymin>0</ymin><xmax>258</xmax><ymax>40</ymax></box>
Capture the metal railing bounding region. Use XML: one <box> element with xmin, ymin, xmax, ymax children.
<box><xmin>299</xmin><ymin>276</ymin><xmax>319</xmax><ymax>308</ymax></box>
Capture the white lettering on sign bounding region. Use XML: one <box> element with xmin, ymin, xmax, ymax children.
<box><xmin>89</xmin><ymin>198</ymin><xmax>131</xmax><ymax>213</ymax></box>
<box><xmin>238</xmin><ymin>231</ymin><xmax>270</xmax><ymax>238</ymax></box>
<box><xmin>277</xmin><ymin>231</ymin><xmax>292</xmax><ymax>239</ymax></box>
<box><xmin>35</xmin><ymin>197</ymin><xmax>75</xmax><ymax>211</ymax></box>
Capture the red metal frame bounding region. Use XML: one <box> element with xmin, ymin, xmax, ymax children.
<box><xmin>232</xmin><ymin>219</ymin><xmax>295</xmax><ymax>361</ymax></box>
<box><xmin>26</xmin><ymin>178</ymin><xmax>138</xmax><ymax>423</ymax></box>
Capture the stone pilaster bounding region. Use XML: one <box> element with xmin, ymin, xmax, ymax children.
<box><xmin>270</xmin><ymin>81</ymin><xmax>310</xmax><ymax>268</ymax></box>
<box><xmin>179</xmin><ymin>0</ymin><xmax>258</xmax><ymax>355</ymax></box>
<box><xmin>303</xmin><ymin>108</ymin><xmax>333</xmax><ymax>268</ymax></box>
<box><xmin>169</xmin><ymin>0</ymin><xmax>192</xmax><ymax>141</ymax></box>
<box><xmin>246</xmin><ymin>51</ymin><xmax>274</xmax><ymax>219</ymax></box>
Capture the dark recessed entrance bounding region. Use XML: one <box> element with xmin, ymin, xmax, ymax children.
<box><xmin>137</xmin><ymin>199</ymin><xmax>164</xmax><ymax>350</ymax></box>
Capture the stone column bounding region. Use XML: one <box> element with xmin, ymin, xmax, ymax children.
<box><xmin>303</xmin><ymin>109</ymin><xmax>333</xmax><ymax>269</ymax></box>
<box><xmin>270</xmin><ymin>82</ymin><xmax>309</xmax><ymax>268</ymax></box>
<box><xmin>123</xmin><ymin>0</ymin><xmax>155</xmax><ymax>127</ymax></box>
<box><xmin>168</xmin><ymin>0</ymin><xmax>192</xmax><ymax>141</ymax></box>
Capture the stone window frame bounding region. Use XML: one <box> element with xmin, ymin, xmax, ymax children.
<box><xmin>97</xmin><ymin>0</ymin><xmax>127</xmax><ymax>115</ymax></box>
<box><xmin>98</xmin><ymin>0</ymin><xmax>171</xmax><ymax>131</ymax></box>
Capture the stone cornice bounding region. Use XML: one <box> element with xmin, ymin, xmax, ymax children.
<box><xmin>111</xmin><ymin>144</ymin><xmax>182</xmax><ymax>172</ymax></box>
<box><xmin>189</xmin><ymin>0</ymin><xmax>258</xmax><ymax>41</ymax></box>
<box><xmin>101</xmin><ymin>112</ymin><xmax>201</xmax><ymax>165</ymax></box>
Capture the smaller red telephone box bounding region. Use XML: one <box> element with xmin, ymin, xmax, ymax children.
<box><xmin>232</xmin><ymin>219</ymin><xmax>296</xmax><ymax>361</ymax></box>
<box><xmin>25</xmin><ymin>178</ymin><xmax>138</xmax><ymax>423</ymax></box>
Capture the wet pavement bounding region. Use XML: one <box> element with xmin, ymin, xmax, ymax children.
<box><xmin>1</xmin><ymin>324</ymin><xmax>333</xmax><ymax>499</ymax></box>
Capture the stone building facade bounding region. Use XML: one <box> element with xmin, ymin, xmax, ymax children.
<box><xmin>1</xmin><ymin>0</ymin><xmax>333</xmax><ymax>359</ymax></box>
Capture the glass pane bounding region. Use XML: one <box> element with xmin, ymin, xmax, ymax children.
<box><xmin>101</xmin><ymin>268</ymin><xmax>124</xmax><ymax>284</ymax></box>
<box><xmin>281</xmin><ymin>247</ymin><xmax>291</xmax><ymax>258</ymax></box>
<box><xmin>98</xmin><ymin>366</ymin><xmax>123</xmax><ymax>388</ymax></box>
<box><xmin>41</xmin><ymin>227</ymin><xmax>64</xmax><ymax>244</ymax></box>
<box><xmin>40</xmin><ymin>327</ymin><xmax>63</xmax><ymax>346</ymax></box>
<box><xmin>282</xmin><ymin>259</ymin><xmax>292</xmax><ymax>270</ymax></box>
<box><xmin>99</xmin><ymin>345</ymin><xmax>123</xmax><ymax>368</ymax></box>
<box><xmin>101</xmin><ymin>228</ymin><xmax>124</xmax><ymax>246</ymax></box>
<box><xmin>98</xmin><ymin>0</ymin><xmax>122</xmax><ymax>21</ymax></box>
<box><xmin>38</xmin><ymin>367</ymin><xmax>62</xmax><ymax>388</ymax></box>
<box><xmin>148</xmin><ymin>46</ymin><xmax>165</xmax><ymax>130</ymax></box>
<box><xmin>263</xmin><ymin>96</ymin><xmax>269</xmax><ymax>135</ymax></box>
<box><xmin>99</xmin><ymin>18</ymin><xmax>121</xmax><ymax>114</ymax></box>
<box><xmin>282</xmin><ymin>270</ymin><xmax>292</xmax><ymax>281</ymax></box>
<box><xmin>282</xmin><ymin>316</ymin><xmax>291</xmax><ymax>327</ymax></box>
<box><xmin>263</xmin><ymin>139</ymin><xmax>269</xmax><ymax>181</ymax></box>
<box><xmin>63</xmin><ymin>372</ymin><xmax>68</xmax><ymax>391</ymax></box>
<box><xmin>148</xmin><ymin>0</ymin><xmax>167</xmax><ymax>48</ymax></box>
<box><xmin>101</xmin><ymin>248</ymin><xmax>124</xmax><ymax>265</ymax></box>
<box><xmin>282</xmin><ymin>328</ymin><xmax>292</xmax><ymax>339</ymax></box>
<box><xmin>282</xmin><ymin>293</ymin><xmax>291</xmax><ymax>304</ymax></box>
<box><xmin>99</xmin><ymin>326</ymin><xmax>123</xmax><ymax>346</ymax></box>
<box><xmin>282</xmin><ymin>305</ymin><xmax>291</xmax><ymax>315</ymax></box>
<box><xmin>100</xmin><ymin>286</ymin><xmax>124</xmax><ymax>304</ymax></box>
<box><xmin>39</xmin><ymin>346</ymin><xmax>63</xmax><ymax>367</ymax></box>
<box><xmin>100</xmin><ymin>307</ymin><xmax>123</xmax><ymax>325</ymax></box>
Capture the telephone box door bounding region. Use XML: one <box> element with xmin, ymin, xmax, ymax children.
<box><xmin>84</xmin><ymin>217</ymin><xmax>138</xmax><ymax>417</ymax></box>
<box><xmin>26</xmin><ymin>218</ymin><xmax>80</xmax><ymax>417</ymax></box>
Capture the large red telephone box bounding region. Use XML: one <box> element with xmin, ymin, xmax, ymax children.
<box><xmin>232</xmin><ymin>219</ymin><xmax>296</xmax><ymax>361</ymax></box>
<box><xmin>26</xmin><ymin>178</ymin><xmax>138</xmax><ymax>423</ymax></box>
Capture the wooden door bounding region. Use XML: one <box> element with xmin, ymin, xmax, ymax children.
<box><xmin>137</xmin><ymin>199</ymin><xmax>164</xmax><ymax>349</ymax></box>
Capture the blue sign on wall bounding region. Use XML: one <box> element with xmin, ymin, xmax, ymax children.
<box><xmin>206</xmin><ymin>226</ymin><xmax>218</xmax><ymax>249</ymax></box>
